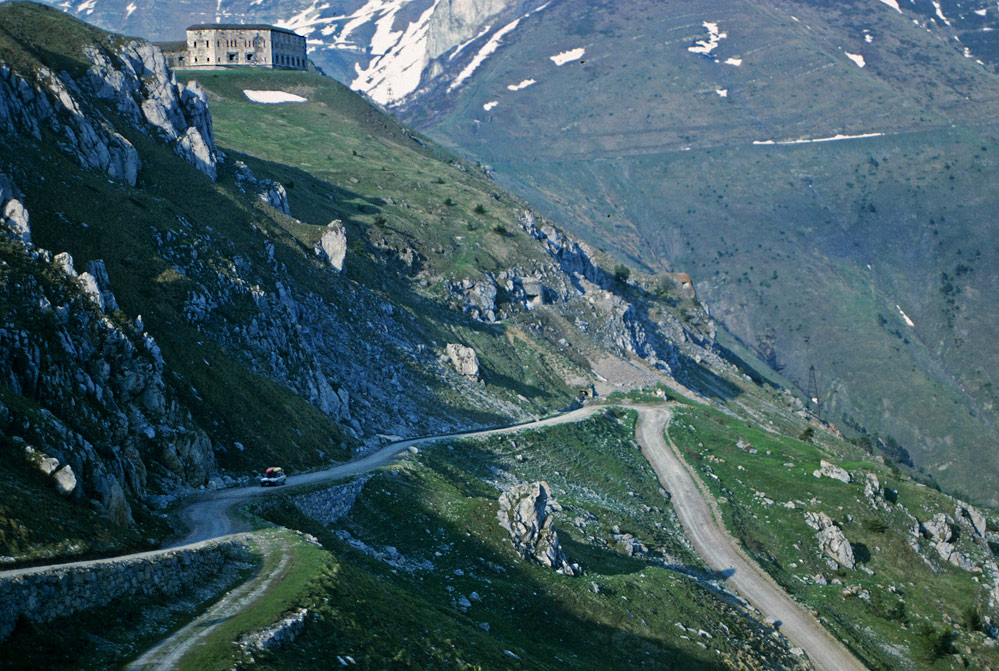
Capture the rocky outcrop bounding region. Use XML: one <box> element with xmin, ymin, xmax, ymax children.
<box><xmin>446</xmin><ymin>343</ymin><xmax>480</xmax><ymax>380</ymax></box>
<box><xmin>921</xmin><ymin>513</ymin><xmax>953</xmax><ymax>543</ymax></box>
<box><xmin>1</xmin><ymin>195</ymin><xmax>216</xmax><ymax>530</ymax></box>
<box><xmin>234</xmin><ymin>161</ymin><xmax>290</xmax><ymax>214</ymax></box>
<box><xmin>955</xmin><ymin>503</ymin><xmax>988</xmax><ymax>539</ymax></box>
<box><xmin>863</xmin><ymin>473</ymin><xmax>888</xmax><ymax>510</ymax></box>
<box><xmin>0</xmin><ymin>173</ymin><xmax>30</xmax><ymax>246</ymax></box>
<box><xmin>812</xmin><ymin>460</ymin><xmax>852</xmax><ymax>484</ymax></box>
<box><xmin>804</xmin><ymin>511</ymin><xmax>855</xmax><ymax>569</ymax></box>
<box><xmin>0</xmin><ymin>64</ymin><xmax>140</xmax><ymax>184</ymax></box>
<box><xmin>425</xmin><ymin>0</ymin><xmax>513</xmax><ymax>61</ymax></box>
<box><xmin>0</xmin><ymin>538</ymin><xmax>250</xmax><ymax>642</ymax></box>
<box><xmin>497</xmin><ymin>482</ymin><xmax>578</xmax><ymax>575</ymax></box>
<box><xmin>84</xmin><ymin>40</ymin><xmax>217</xmax><ymax>179</ymax></box>
<box><xmin>315</xmin><ymin>220</ymin><xmax>347</xmax><ymax>272</ymax></box>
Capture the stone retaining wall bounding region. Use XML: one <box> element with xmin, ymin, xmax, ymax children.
<box><xmin>292</xmin><ymin>476</ymin><xmax>370</xmax><ymax>526</ymax></box>
<box><xmin>0</xmin><ymin>538</ymin><xmax>250</xmax><ymax>641</ymax></box>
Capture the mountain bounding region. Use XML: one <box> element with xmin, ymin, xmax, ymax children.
<box><xmin>398</xmin><ymin>0</ymin><xmax>999</xmax><ymax>505</ymax></box>
<box><xmin>0</xmin><ymin>0</ymin><xmax>726</xmax><ymax>563</ymax></box>
<box><xmin>25</xmin><ymin>0</ymin><xmax>999</xmax><ymax>506</ymax></box>
<box><xmin>3</xmin><ymin>6</ymin><xmax>999</xmax><ymax>671</ymax></box>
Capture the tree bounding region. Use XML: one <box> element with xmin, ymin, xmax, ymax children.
<box><xmin>613</xmin><ymin>264</ymin><xmax>630</xmax><ymax>284</ymax></box>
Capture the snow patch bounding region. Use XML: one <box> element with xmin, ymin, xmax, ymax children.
<box><xmin>125</xmin><ymin>1</ymin><xmax>137</xmax><ymax>19</ymax></box>
<box><xmin>243</xmin><ymin>90</ymin><xmax>309</xmax><ymax>104</ymax></box>
<box><xmin>716</xmin><ymin>88</ymin><xmax>728</xmax><ymax>97</ymax></box>
<box><xmin>753</xmin><ymin>132</ymin><xmax>884</xmax><ymax>145</ymax></box>
<box><xmin>507</xmin><ymin>78</ymin><xmax>536</xmax><ymax>91</ymax></box>
<box><xmin>450</xmin><ymin>17</ymin><xmax>522</xmax><ymax>92</ymax></box>
<box><xmin>348</xmin><ymin>0</ymin><xmax>441</xmax><ymax>106</ymax></box>
<box><xmin>688</xmin><ymin>21</ymin><xmax>727</xmax><ymax>56</ymax></box>
<box><xmin>550</xmin><ymin>47</ymin><xmax>586</xmax><ymax>66</ymax></box>
<box><xmin>724</xmin><ymin>57</ymin><xmax>743</xmax><ymax>66</ymax></box>
<box><xmin>450</xmin><ymin>24</ymin><xmax>493</xmax><ymax>61</ymax></box>
<box><xmin>975</xmin><ymin>7</ymin><xmax>988</xmax><ymax>16</ymax></box>
<box><xmin>865</xmin><ymin>33</ymin><xmax>874</xmax><ymax>43</ymax></box>
<box><xmin>931</xmin><ymin>1</ymin><xmax>952</xmax><ymax>25</ymax></box>
<box><xmin>483</xmin><ymin>101</ymin><xmax>498</xmax><ymax>111</ymax></box>
<box><xmin>845</xmin><ymin>52</ymin><xmax>866</xmax><ymax>67</ymax></box>
<box><xmin>76</xmin><ymin>0</ymin><xmax>96</xmax><ymax>15</ymax></box>
<box><xmin>876</xmin><ymin>0</ymin><xmax>901</xmax><ymax>12</ymax></box>
<box><xmin>896</xmin><ymin>305</ymin><xmax>915</xmax><ymax>327</ymax></box>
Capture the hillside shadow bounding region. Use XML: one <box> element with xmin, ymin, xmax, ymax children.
<box><xmin>265</xmin><ymin>498</ymin><xmax>750</xmax><ymax>671</ymax></box>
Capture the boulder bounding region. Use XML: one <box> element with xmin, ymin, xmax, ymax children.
<box><xmin>921</xmin><ymin>513</ymin><xmax>953</xmax><ymax>543</ymax></box>
<box><xmin>315</xmin><ymin>220</ymin><xmax>347</xmax><ymax>271</ymax></box>
<box><xmin>804</xmin><ymin>511</ymin><xmax>855</xmax><ymax>569</ymax></box>
<box><xmin>53</xmin><ymin>465</ymin><xmax>77</xmax><ymax>496</ymax></box>
<box><xmin>934</xmin><ymin>541</ymin><xmax>976</xmax><ymax>571</ymax></box>
<box><xmin>497</xmin><ymin>482</ymin><xmax>578</xmax><ymax>575</ymax></box>
<box><xmin>812</xmin><ymin>459</ymin><xmax>852</xmax><ymax>484</ymax></box>
<box><xmin>446</xmin><ymin>343</ymin><xmax>480</xmax><ymax>380</ymax></box>
<box><xmin>955</xmin><ymin>503</ymin><xmax>988</xmax><ymax>539</ymax></box>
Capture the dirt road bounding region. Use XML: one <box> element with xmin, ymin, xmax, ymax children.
<box><xmin>634</xmin><ymin>405</ymin><xmax>866</xmax><ymax>671</ymax></box>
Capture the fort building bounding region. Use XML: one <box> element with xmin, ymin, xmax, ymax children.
<box><xmin>160</xmin><ymin>24</ymin><xmax>307</xmax><ymax>71</ymax></box>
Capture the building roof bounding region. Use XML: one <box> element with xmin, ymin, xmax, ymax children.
<box><xmin>154</xmin><ymin>40</ymin><xmax>187</xmax><ymax>52</ymax></box>
<box><xmin>187</xmin><ymin>23</ymin><xmax>302</xmax><ymax>36</ymax></box>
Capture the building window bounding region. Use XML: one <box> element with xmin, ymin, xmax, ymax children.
<box><xmin>228</xmin><ymin>52</ymin><xmax>238</xmax><ymax>63</ymax></box>
<box><xmin>246</xmin><ymin>52</ymin><xmax>255</xmax><ymax>62</ymax></box>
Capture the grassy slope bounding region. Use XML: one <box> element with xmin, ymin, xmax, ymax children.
<box><xmin>407</xmin><ymin>0</ymin><xmax>999</xmax><ymax>504</ymax></box>
<box><xmin>667</xmin><ymin>400</ymin><xmax>999</xmax><ymax>670</ymax></box>
<box><xmin>244</xmin><ymin>412</ymin><xmax>806</xmax><ymax>671</ymax></box>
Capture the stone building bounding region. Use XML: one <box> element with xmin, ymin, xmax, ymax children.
<box><xmin>160</xmin><ymin>24</ymin><xmax>307</xmax><ymax>70</ymax></box>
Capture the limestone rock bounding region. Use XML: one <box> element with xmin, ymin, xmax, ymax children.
<box><xmin>497</xmin><ymin>481</ymin><xmax>578</xmax><ymax>575</ymax></box>
<box><xmin>804</xmin><ymin>511</ymin><xmax>855</xmax><ymax>569</ymax></box>
<box><xmin>0</xmin><ymin>173</ymin><xmax>30</xmax><ymax>246</ymax></box>
<box><xmin>83</xmin><ymin>259</ymin><xmax>119</xmax><ymax>312</ymax></box>
<box><xmin>315</xmin><ymin>220</ymin><xmax>347</xmax><ymax>271</ymax></box>
<box><xmin>53</xmin><ymin>465</ymin><xmax>77</xmax><ymax>496</ymax></box>
<box><xmin>933</xmin><ymin>541</ymin><xmax>975</xmax><ymax>571</ymax></box>
<box><xmin>812</xmin><ymin>459</ymin><xmax>852</xmax><ymax>484</ymax></box>
<box><xmin>921</xmin><ymin>513</ymin><xmax>953</xmax><ymax>543</ymax></box>
<box><xmin>258</xmin><ymin>181</ymin><xmax>290</xmax><ymax>214</ymax></box>
<box><xmin>23</xmin><ymin>445</ymin><xmax>59</xmax><ymax>476</ymax></box>
<box><xmin>955</xmin><ymin>503</ymin><xmax>988</xmax><ymax>539</ymax></box>
<box><xmin>446</xmin><ymin>343</ymin><xmax>480</xmax><ymax>380</ymax></box>
<box><xmin>863</xmin><ymin>473</ymin><xmax>888</xmax><ymax>510</ymax></box>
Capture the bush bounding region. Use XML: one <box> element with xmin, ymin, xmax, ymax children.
<box><xmin>798</xmin><ymin>427</ymin><xmax>815</xmax><ymax>443</ymax></box>
<box><xmin>913</xmin><ymin>623</ymin><xmax>953</xmax><ymax>662</ymax></box>
<box><xmin>491</xmin><ymin>224</ymin><xmax>510</xmax><ymax>236</ymax></box>
<box><xmin>473</xmin><ymin>203</ymin><xmax>486</xmax><ymax>215</ymax></box>
<box><xmin>613</xmin><ymin>264</ymin><xmax>630</xmax><ymax>283</ymax></box>
<box><xmin>862</xmin><ymin>518</ymin><xmax>888</xmax><ymax>533</ymax></box>
<box><xmin>444</xmin><ymin>197</ymin><xmax>455</xmax><ymax>207</ymax></box>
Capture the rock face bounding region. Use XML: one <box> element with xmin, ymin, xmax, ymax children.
<box><xmin>84</xmin><ymin>40</ymin><xmax>217</xmax><ymax>179</ymax></box>
<box><xmin>812</xmin><ymin>459</ymin><xmax>852</xmax><ymax>484</ymax></box>
<box><xmin>0</xmin><ymin>173</ymin><xmax>30</xmax><ymax>245</ymax></box>
<box><xmin>921</xmin><ymin>513</ymin><xmax>953</xmax><ymax>543</ymax></box>
<box><xmin>497</xmin><ymin>481</ymin><xmax>578</xmax><ymax>575</ymax></box>
<box><xmin>863</xmin><ymin>473</ymin><xmax>888</xmax><ymax>510</ymax></box>
<box><xmin>315</xmin><ymin>220</ymin><xmax>347</xmax><ymax>272</ymax></box>
<box><xmin>446</xmin><ymin>343</ymin><xmax>480</xmax><ymax>379</ymax></box>
<box><xmin>0</xmin><ymin>35</ymin><xmax>218</xmax><ymax>184</ymax></box>
<box><xmin>425</xmin><ymin>0</ymin><xmax>513</xmax><ymax>61</ymax></box>
<box><xmin>804</xmin><ymin>511</ymin><xmax>855</xmax><ymax>569</ymax></box>
<box><xmin>955</xmin><ymin>503</ymin><xmax>988</xmax><ymax>539</ymax></box>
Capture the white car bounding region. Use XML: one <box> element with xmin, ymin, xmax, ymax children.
<box><xmin>260</xmin><ymin>467</ymin><xmax>287</xmax><ymax>487</ymax></box>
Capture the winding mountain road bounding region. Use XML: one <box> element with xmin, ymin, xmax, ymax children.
<box><xmin>2</xmin><ymin>403</ymin><xmax>864</xmax><ymax>670</ymax></box>
<box><xmin>635</xmin><ymin>405</ymin><xmax>866</xmax><ymax>671</ymax></box>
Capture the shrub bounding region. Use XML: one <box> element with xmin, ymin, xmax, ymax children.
<box><xmin>913</xmin><ymin>623</ymin><xmax>953</xmax><ymax>662</ymax></box>
<box><xmin>798</xmin><ymin>427</ymin><xmax>815</xmax><ymax>443</ymax></box>
<box><xmin>613</xmin><ymin>264</ymin><xmax>630</xmax><ymax>283</ymax></box>
<box><xmin>862</xmin><ymin>518</ymin><xmax>888</xmax><ymax>533</ymax></box>
<box><xmin>473</xmin><ymin>203</ymin><xmax>486</xmax><ymax>215</ymax></box>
